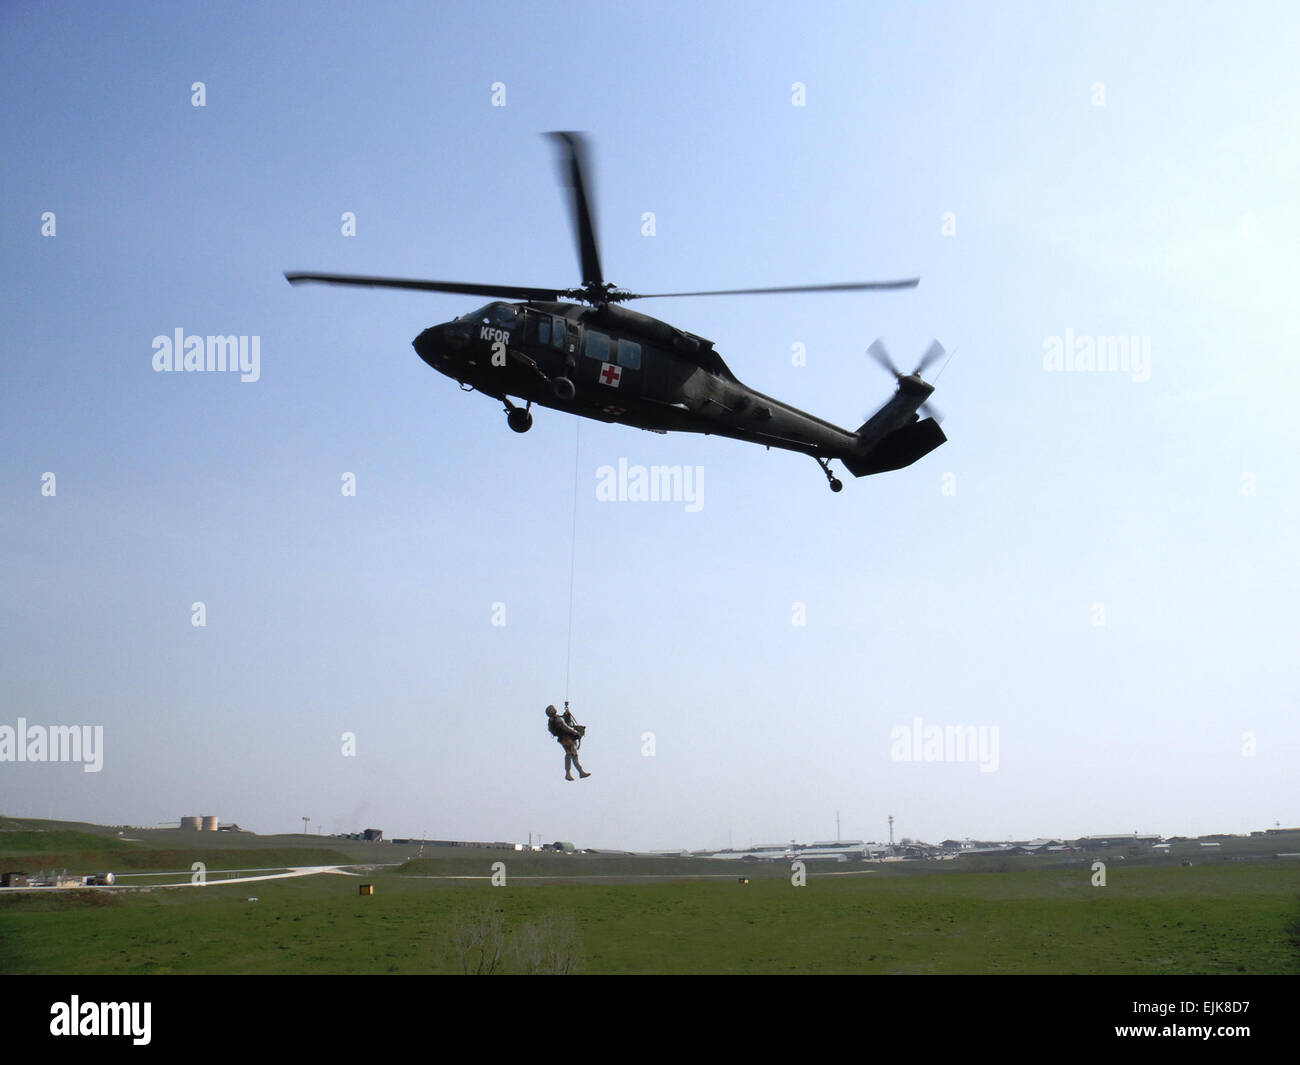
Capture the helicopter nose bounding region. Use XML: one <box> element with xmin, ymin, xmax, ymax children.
<box><xmin>413</xmin><ymin>325</ymin><xmax>442</xmax><ymax>366</ymax></box>
<box><xmin>413</xmin><ymin>322</ymin><xmax>470</xmax><ymax>371</ymax></box>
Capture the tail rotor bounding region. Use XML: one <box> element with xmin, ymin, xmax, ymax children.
<box><xmin>867</xmin><ymin>338</ymin><xmax>946</xmax><ymax>423</ymax></box>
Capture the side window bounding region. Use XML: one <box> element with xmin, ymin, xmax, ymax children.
<box><xmin>490</xmin><ymin>304</ymin><xmax>519</xmax><ymax>329</ymax></box>
<box><xmin>552</xmin><ymin>316</ymin><xmax>566</xmax><ymax>350</ymax></box>
<box><xmin>459</xmin><ymin>303</ymin><xmax>495</xmax><ymax>323</ymax></box>
<box><xmin>585</xmin><ymin>330</ymin><xmax>610</xmax><ymax>362</ymax></box>
<box><xmin>617</xmin><ymin>339</ymin><xmax>641</xmax><ymax>370</ymax></box>
<box><xmin>537</xmin><ymin>317</ymin><xmax>551</xmax><ymax>346</ymax></box>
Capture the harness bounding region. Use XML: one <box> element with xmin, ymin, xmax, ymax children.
<box><xmin>549</xmin><ymin>709</ymin><xmax>586</xmax><ymax>750</ymax></box>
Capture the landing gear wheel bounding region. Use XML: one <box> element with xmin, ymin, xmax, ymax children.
<box><xmin>815</xmin><ymin>457</ymin><xmax>843</xmax><ymax>493</ymax></box>
<box><xmin>504</xmin><ymin>397</ymin><xmax>533</xmax><ymax>433</ymax></box>
<box><xmin>552</xmin><ymin>376</ymin><xmax>576</xmax><ymax>401</ymax></box>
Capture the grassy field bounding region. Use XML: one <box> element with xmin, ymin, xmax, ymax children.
<box><xmin>2</xmin><ymin>853</ymin><xmax>1297</xmax><ymax>974</ymax></box>
<box><xmin>3</xmin><ymin>816</ymin><xmax>1298</xmax><ymax>974</ymax></box>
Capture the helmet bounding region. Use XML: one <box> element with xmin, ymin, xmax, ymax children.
<box><xmin>545</xmin><ymin>705</ymin><xmax>558</xmax><ymax>716</ymax></box>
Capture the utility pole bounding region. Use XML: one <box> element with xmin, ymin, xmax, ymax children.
<box><xmin>888</xmin><ymin>815</ymin><xmax>895</xmax><ymax>850</ymax></box>
<box><xmin>302</xmin><ymin>816</ymin><xmax>310</xmax><ymax>836</ymax></box>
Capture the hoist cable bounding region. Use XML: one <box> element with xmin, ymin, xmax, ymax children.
<box><xmin>562</xmin><ymin>421</ymin><xmax>581</xmax><ymax>702</ymax></box>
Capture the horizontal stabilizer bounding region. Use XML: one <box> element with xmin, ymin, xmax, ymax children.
<box><xmin>842</xmin><ymin>417</ymin><xmax>946</xmax><ymax>477</ymax></box>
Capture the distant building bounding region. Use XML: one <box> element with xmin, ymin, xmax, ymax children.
<box><xmin>699</xmin><ymin>841</ymin><xmax>884</xmax><ymax>862</ymax></box>
<box><xmin>1075</xmin><ymin>834</ymin><xmax>1161</xmax><ymax>847</ymax></box>
<box><xmin>1</xmin><ymin>872</ymin><xmax>29</xmax><ymax>887</ymax></box>
<box><xmin>362</xmin><ymin>828</ymin><xmax>383</xmax><ymax>842</ymax></box>
<box><xmin>1018</xmin><ymin>839</ymin><xmax>1065</xmax><ymax>851</ymax></box>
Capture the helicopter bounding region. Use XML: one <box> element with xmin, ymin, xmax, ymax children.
<box><xmin>286</xmin><ymin>132</ymin><xmax>947</xmax><ymax>492</ymax></box>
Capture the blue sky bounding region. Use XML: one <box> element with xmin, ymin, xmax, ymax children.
<box><xmin>2</xmin><ymin>1</ymin><xmax>1297</xmax><ymax>849</ymax></box>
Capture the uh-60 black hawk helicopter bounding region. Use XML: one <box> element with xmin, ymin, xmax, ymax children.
<box><xmin>286</xmin><ymin>132</ymin><xmax>948</xmax><ymax>492</ymax></box>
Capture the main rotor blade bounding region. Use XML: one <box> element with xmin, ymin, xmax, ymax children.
<box><xmin>547</xmin><ymin>131</ymin><xmax>604</xmax><ymax>288</ymax></box>
<box><xmin>284</xmin><ymin>272</ymin><xmax>565</xmax><ymax>302</ymax></box>
<box><xmin>621</xmin><ymin>279</ymin><xmax>919</xmax><ymax>301</ymax></box>
<box><xmin>867</xmin><ymin>338</ymin><xmax>901</xmax><ymax>377</ymax></box>
<box><xmin>914</xmin><ymin>339</ymin><xmax>945</xmax><ymax>377</ymax></box>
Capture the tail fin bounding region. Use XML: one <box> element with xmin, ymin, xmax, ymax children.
<box><xmin>842</xmin><ymin>417</ymin><xmax>946</xmax><ymax>477</ymax></box>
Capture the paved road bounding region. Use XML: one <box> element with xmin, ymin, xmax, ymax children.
<box><xmin>0</xmin><ymin>864</ymin><xmax>372</xmax><ymax>891</ymax></box>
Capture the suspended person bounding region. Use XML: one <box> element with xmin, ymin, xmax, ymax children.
<box><xmin>546</xmin><ymin>704</ymin><xmax>591</xmax><ymax>781</ymax></box>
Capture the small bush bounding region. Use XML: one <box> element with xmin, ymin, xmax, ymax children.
<box><xmin>511</xmin><ymin>911</ymin><xmax>583</xmax><ymax>975</ymax></box>
<box><xmin>451</xmin><ymin>901</ymin><xmax>506</xmax><ymax>975</ymax></box>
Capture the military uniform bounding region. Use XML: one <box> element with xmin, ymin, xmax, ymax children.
<box><xmin>546</xmin><ymin>705</ymin><xmax>590</xmax><ymax>780</ymax></box>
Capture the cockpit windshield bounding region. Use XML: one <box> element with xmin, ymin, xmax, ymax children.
<box><xmin>458</xmin><ymin>302</ymin><xmax>519</xmax><ymax>328</ymax></box>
